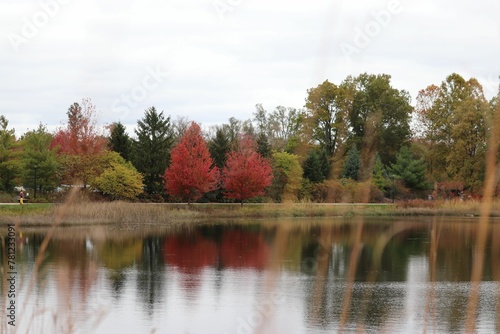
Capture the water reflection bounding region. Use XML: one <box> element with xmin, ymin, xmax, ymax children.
<box><xmin>1</xmin><ymin>217</ymin><xmax>500</xmax><ymax>333</ymax></box>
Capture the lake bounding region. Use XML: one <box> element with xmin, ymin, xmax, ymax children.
<box><xmin>1</xmin><ymin>216</ymin><xmax>500</xmax><ymax>333</ymax></box>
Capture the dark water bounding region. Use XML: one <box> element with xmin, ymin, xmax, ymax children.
<box><xmin>1</xmin><ymin>217</ymin><xmax>500</xmax><ymax>333</ymax></box>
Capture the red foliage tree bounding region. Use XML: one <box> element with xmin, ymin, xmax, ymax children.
<box><xmin>222</xmin><ymin>136</ymin><xmax>273</xmax><ymax>205</ymax></box>
<box><xmin>164</xmin><ymin>122</ymin><xmax>218</xmax><ymax>203</ymax></box>
<box><xmin>51</xmin><ymin>98</ymin><xmax>107</xmax><ymax>156</ymax></box>
<box><xmin>51</xmin><ymin>98</ymin><xmax>108</xmax><ymax>185</ymax></box>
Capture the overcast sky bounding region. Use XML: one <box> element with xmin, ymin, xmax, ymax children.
<box><xmin>1</xmin><ymin>0</ymin><xmax>499</xmax><ymax>137</ymax></box>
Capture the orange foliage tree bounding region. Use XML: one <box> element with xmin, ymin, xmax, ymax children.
<box><xmin>51</xmin><ymin>98</ymin><xmax>107</xmax><ymax>185</ymax></box>
<box><xmin>222</xmin><ymin>136</ymin><xmax>273</xmax><ymax>205</ymax></box>
<box><xmin>164</xmin><ymin>122</ymin><xmax>218</xmax><ymax>203</ymax></box>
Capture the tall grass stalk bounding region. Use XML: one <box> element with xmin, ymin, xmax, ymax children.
<box><xmin>465</xmin><ymin>99</ymin><xmax>500</xmax><ymax>332</ymax></box>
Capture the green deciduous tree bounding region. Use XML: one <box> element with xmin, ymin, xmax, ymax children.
<box><xmin>133</xmin><ymin>107</ymin><xmax>174</xmax><ymax>194</ymax></box>
<box><xmin>345</xmin><ymin>73</ymin><xmax>413</xmax><ymax>181</ymax></box>
<box><xmin>20</xmin><ymin>124</ymin><xmax>59</xmax><ymax>194</ymax></box>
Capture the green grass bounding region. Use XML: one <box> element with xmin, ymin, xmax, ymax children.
<box><xmin>0</xmin><ymin>203</ymin><xmax>53</xmax><ymax>216</ymax></box>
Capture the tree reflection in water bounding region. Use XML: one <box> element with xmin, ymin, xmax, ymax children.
<box><xmin>2</xmin><ymin>217</ymin><xmax>500</xmax><ymax>333</ymax></box>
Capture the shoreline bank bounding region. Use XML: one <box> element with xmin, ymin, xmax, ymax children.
<box><xmin>1</xmin><ymin>201</ymin><xmax>500</xmax><ymax>226</ymax></box>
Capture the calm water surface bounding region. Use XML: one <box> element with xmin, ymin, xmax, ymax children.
<box><xmin>2</xmin><ymin>217</ymin><xmax>500</xmax><ymax>333</ymax></box>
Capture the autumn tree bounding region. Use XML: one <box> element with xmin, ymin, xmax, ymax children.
<box><xmin>254</xmin><ymin>104</ymin><xmax>305</xmax><ymax>152</ymax></box>
<box><xmin>305</xmin><ymin>80</ymin><xmax>350</xmax><ymax>178</ymax></box>
<box><xmin>53</xmin><ymin>99</ymin><xmax>107</xmax><ymax>156</ymax></box>
<box><xmin>269</xmin><ymin>151</ymin><xmax>303</xmax><ymax>202</ymax></box>
<box><xmin>51</xmin><ymin>98</ymin><xmax>107</xmax><ymax>186</ymax></box>
<box><xmin>91</xmin><ymin>151</ymin><xmax>144</xmax><ymax>200</ymax></box>
<box><xmin>222</xmin><ymin>136</ymin><xmax>273</xmax><ymax>205</ymax></box>
<box><xmin>416</xmin><ymin>74</ymin><xmax>489</xmax><ymax>193</ymax></box>
<box><xmin>164</xmin><ymin>122</ymin><xmax>218</xmax><ymax>204</ymax></box>
<box><xmin>133</xmin><ymin>107</ymin><xmax>174</xmax><ymax>195</ymax></box>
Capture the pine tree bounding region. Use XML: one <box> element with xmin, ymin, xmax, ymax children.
<box><xmin>303</xmin><ymin>148</ymin><xmax>329</xmax><ymax>183</ymax></box>
<box><xmin>20</xmin><ymin>124</ymin><xmax>59</xmax><ymax>194</ymax></box>
<box><xmin>0</xmin><ymin>116</ymin><xmax>19</xmax><ymax>191</ymax></box>
<box><xmin>341</xmin><ymin>145</ymin><xmax>360</xmax><ymax>180</ymax></box>
<box><xmin>372</xmin><ymin>154</ymin><xmax>390</xmax><ymax>192</ymax></box>
<box><xmin>133</xmin><ymin>107</ymin><xmax>174</xmax><ymax>194</ymax></box>
<box><xmin>256</xmin><ymin>132</ymin><xmax>271</xmax><ymax>159</ymax></box>
<box><xmin>390</xmin><ymin>146</ymin><xmax>428</xmax><ymax>190</ymax></box>
<box><xmin>109</xmin><ymin>122</ymin><xmax>132</xmax><ymax>161</ymax></box>
<box><xmin>208</xmin><ymin>127</ymin><xmax>231</xmax><ymax>169</ymax></box>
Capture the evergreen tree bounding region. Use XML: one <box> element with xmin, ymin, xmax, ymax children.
<box><xmin>133</xmin><ymin>107</ymin><xmax>174</xmax><ymax>194</ymax></box>
<box><xmin>341</xmin><ymin>145</ymin><xmax>360</xmax><ymax>180</ymax></box>
<box><xmin>0</xmin><ymin>116</ymin><xmax>19</xmax><ymax>191</ymax></box>
<box><xmin>390</xmin><ymin>146</ymin><xmax>428</xmax><ymax>190</ymax></box>
<box><xmin>109</xmin><ymin>122</ymin><xmax>132</xmax><ymax>161</ymax></box>
<box><xmin>256</xmin><ymin>132</ymin><xmax>271</xmax><ymax>159</ymax></box>
<box><xmin>303</xmin><ymin>148</ymin><xmax>329</xmax><ymax>183</ymax></box>
<box><xmin>20</xmin><ymin>124</ymin><xmax>59</xmax><ymax>194</ymax></box>
<box><xmin>372</xmin><ymin>154</ymin><xmax>390</xmax><ymax>192</ymax></box>
<box><xmin>208</xmin><ymin>127</ymin><xmax>231</xmax><ymax>169</ymax></box>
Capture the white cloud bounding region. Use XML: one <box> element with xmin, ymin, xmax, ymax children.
<box><xmin>0</xmin><ymin>0</ymin><xmax>499</xmax><ymax>137</ymax></box>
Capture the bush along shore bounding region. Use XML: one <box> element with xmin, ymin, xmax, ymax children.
<box><xmin>1</xmin><ymin>199</ymin><xmax>500</xmax><ymax>226</ymax></box>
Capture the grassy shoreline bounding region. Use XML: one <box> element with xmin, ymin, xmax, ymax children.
<box><xmin>1</xmin><ymin>200</ymin><xmax>500</xmax><ymax>226</ymax></box>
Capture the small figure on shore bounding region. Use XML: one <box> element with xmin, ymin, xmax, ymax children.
<box><xmin>19</xmin><ymin>189</ymin><xmax>24</xmax><ymax>205</ymax></box>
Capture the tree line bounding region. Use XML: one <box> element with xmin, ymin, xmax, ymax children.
<box><xmin>0</xmin><ymin>72</ymin><xmax>499</xmax><ymax>203</ymax></box>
